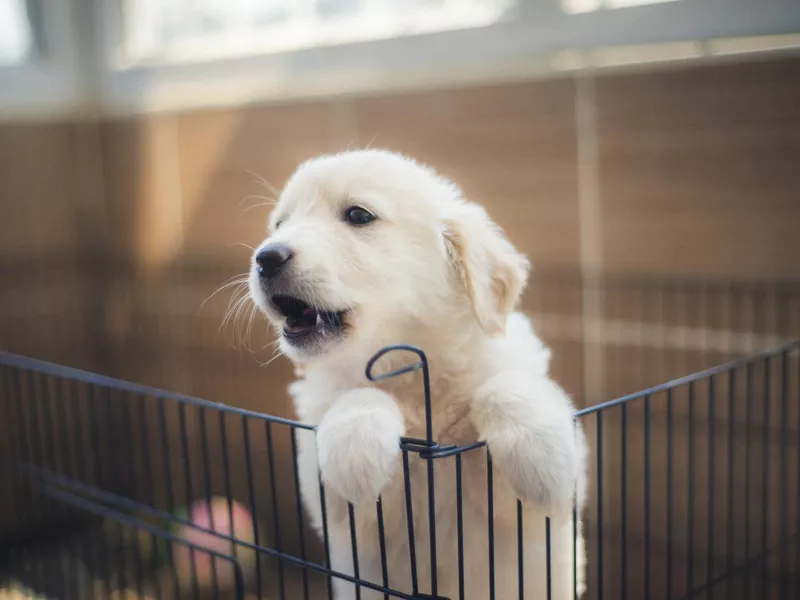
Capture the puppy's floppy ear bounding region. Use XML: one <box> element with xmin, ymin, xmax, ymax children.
<box><xmin>444</xmin><ymin>201</ymin><xmax>530</xmax><ymax>335</ymax></box>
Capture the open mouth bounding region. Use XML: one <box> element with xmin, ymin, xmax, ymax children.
<box><xmin>270</xmin><ymin>294</ymin><xmax>346</xmax><ymax>340</ymax></box>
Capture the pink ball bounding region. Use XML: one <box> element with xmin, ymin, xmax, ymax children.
<box><xmin>172</xmin><ymin>498</ymin><xmax>257</xmax><ymax>592</ymax></box>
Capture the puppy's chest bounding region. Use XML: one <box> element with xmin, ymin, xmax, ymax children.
<box><xmin>381</xmin><ymin>376</ymin><xmax>477</xmax><ymax>446</ymax></box>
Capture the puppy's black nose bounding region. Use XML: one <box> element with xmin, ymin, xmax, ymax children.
<box><xmin>255</xmin><ymin>244</ymin><xmax>293</xmax><ymax>279</ymax></box>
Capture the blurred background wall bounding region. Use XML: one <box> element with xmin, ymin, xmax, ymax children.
<box><xmin>1</xmin><ymin>1</ymin><xmax>800</xmax><ymax>595</ymax></box>
<box><xmin>2</xmin><ymin>0</ymin><xmax>798</xmax><ymax>409</ymax></box>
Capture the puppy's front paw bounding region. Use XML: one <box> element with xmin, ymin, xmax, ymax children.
<box><xmin>487</xmin><ymin>426</ymin><xmax>579</xmax><ymax>512</ymax></box>
<box><xmin>316</xmin><ymin>388</ymin><xmax>405</xmax><ymax>506</ymax></box>
<box><xmin>476</xmin><ymin>376</ymin><xmax>583</xmax><ymax>513</ymax></box>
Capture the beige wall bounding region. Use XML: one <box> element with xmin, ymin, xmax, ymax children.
<box><xmin>597</xmin><ymin>59</ymin><xmax>800</xmax><ymax>280</ymax></box>
<box><xmin>92</xmin><ymin>57</ymin><xmax>800</xmax><ymax>282</ymax></box>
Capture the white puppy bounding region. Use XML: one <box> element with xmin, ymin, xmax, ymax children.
<box><xmin>248</xmin><ymin>150</ymin><xmax>587</xmax><ymax>600</ymax></box>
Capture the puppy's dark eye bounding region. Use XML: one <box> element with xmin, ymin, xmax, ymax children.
<box><xmin>274</xmin><ymin>220</ymin><xmax>283</xmax><ymax>230</ymax></box>
<box><xmin>344</xmin><ymin>206</ymin><xmax>376</xmax><ymax>226</ymax></box>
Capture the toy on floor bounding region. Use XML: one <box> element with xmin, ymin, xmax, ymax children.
<box><xmin>172</xmin><ymin>497</ymin><xmax>258</xmax><ymax>592</ymax></box>
<box><xmin>101</xmin><ymin>495</ymin><xmax>259</xmax><ymax>594</ymax></box>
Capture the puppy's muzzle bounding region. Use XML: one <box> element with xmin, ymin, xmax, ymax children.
<box><xmin>255</xmin><ymin>243</ymin><xmax>293</xmax><ymax>281</ymax></box>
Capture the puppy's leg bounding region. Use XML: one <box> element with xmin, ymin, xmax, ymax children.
<box><xmin>316</xmin><ymin>388</ymin><xmax>405</xmax><ymax>506</ymax></box>
<box><xmin>471</xmin><ymin>372</ymin><xmax>585</xmax><ymax>514</ymax></box>
<box><xmin>329</xmin><ymin>542</ymin><xmax>386</xmax><ymax>600</ymax></box>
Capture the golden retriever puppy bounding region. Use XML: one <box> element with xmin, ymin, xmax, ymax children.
<box><xmin>248</xmin><ymin>149</ymin><xmax>587</xmax><ymax>600</ymax></box>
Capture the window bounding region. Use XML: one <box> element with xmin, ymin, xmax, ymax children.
<box><xmin>0</xmin><ymin>1</ymin><xmax>82</xmax><ymax>118</ymax></box>
<box><xmin>119</xmin><ymin>0</ymin><xmax>518</xmax><ymax>66</ymax></box>
<box><xmin>0</xmin><ymin>0</ymin><xmax>34</xmax><ymax>66</ymax></box>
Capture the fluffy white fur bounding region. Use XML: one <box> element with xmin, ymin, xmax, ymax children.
<box><xmin>249</xmin><ymin>149</ymin><xmax>588</xmax><ymax>599</ymax></box>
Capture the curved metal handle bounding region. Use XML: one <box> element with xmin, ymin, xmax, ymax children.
<box><xmin>365</xmin><ymin>344</ymin><xmax>428</xmax><ymax>382</ymax></box>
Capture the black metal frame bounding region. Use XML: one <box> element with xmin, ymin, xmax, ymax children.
<box><xmin>1</xmin><ymin>340</ymin><xmax>799</xmax><ymax>599</ymax></box>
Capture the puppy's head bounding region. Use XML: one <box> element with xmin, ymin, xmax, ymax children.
<box><xmin>248</xmin><ymin>150</ymin><xmax>529</xmax><ymax>363</ymax></box>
